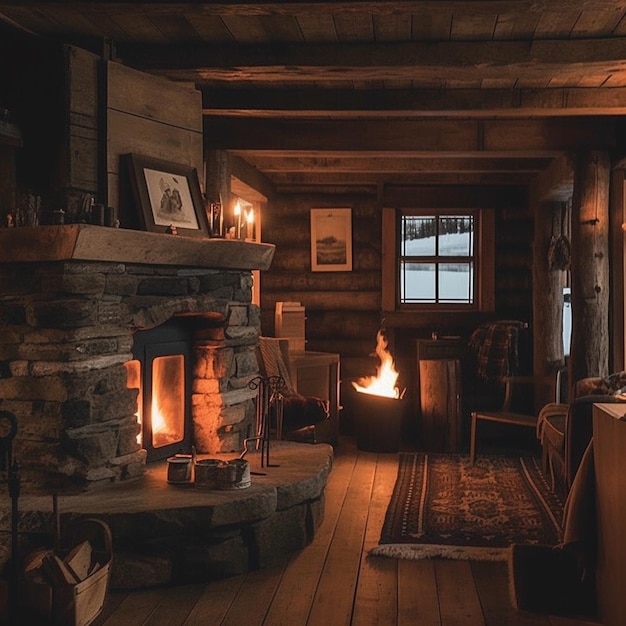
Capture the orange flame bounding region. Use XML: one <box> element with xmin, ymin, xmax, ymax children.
<box><xmin>352</xmin><ymin>330</ymin><xmax>400</xmax><ymax>399</ymax></box>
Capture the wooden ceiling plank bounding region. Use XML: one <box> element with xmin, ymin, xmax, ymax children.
<box><xmin>450</xmin><ymin>12</ymin><xmax>498</xmax><ymax>40</ymax></box>
<box><xmin>295</xmin><ymin>13</ymin><xmax>337</xmax><ymax>43</ymax></box>
<box><xmin>571</xmin><ymin>9</ymin><xmax>626</xmax><ymax>37</ymax></box>
<box><xmin>373</xmin><ymin>13</ymin><xmax>412</xmax><ymax>41</ymax></box>
<box><xmin>221</xmin><ymin>15</ymin><xmax>272</xmax><ymax>43</ymax></box>
<box><xmin>108</xmin><ymin>14</ymin><xmax>165</xmax><ymax>42</ymax></box>
<box><xmin>534</xmin><ymin>10</ymin><xmax>581</xmax><ymax>37</ymax></box>
<box><xmin>493</xmin><ymin>11</ymin><xmax>540</xmax><ymax>39</ymax></box>
<box><xmin>411</xmin><ymin>11</ymin><xmax>452</xmax><ymax>40</ymax></box>
<box><xmin>148</xmin><ymin>14</ymin><xmax>203</xmax><ymax>42</ymax></box>
<box><xmin>185</xmin><ymin>14</ymin><xmax>234</xmax><ymax>41</ymax></box>
<box><xmin>260</xmin><ymin>14</ymin><xmax>304</xmax><ymax>41</ymax></box>
<box><xmin>332</xmin><ymin>12</ymin><xmax>375</xmax><ymax>42</ymax></box>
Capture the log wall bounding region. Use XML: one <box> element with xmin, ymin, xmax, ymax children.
<box><xmin>260</xmin><ymin>188</ymin><xmax>534</xmax><ymax>434</ymax></box>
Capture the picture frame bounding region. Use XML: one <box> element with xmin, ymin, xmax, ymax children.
<box><xmin>310</xmin><ymin>208</ymin><xmax>352</xmax><ymax>272</ymax></box>
<box><xmin>126</xmin><ymin>154</ymin><xmax>210</xmax><ymax>237</ymax></box>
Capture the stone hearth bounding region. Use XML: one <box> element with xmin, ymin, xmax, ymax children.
<box><xmin>9</xmin><ymin>442</ymin><xmax>333</xmax><ymax>589</ymax></box>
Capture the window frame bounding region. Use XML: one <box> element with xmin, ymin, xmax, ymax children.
<box><xmin>382</xmin><ymin>207</ymin><xmax>495</xmax><ymax>314</ymax></box>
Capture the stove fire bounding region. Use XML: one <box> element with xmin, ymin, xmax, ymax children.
<box><xmin>352</xmin><ymin>330</ymin><xmax>403</xmax><ymax>399</ymax></box>
<box><xmin>149</xmin><ymin>354</ymin><xmax>186</xmax><ymax>448</ymax></box>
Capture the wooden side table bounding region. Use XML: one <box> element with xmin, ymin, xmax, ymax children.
<box><xmin>416</xmin><ymin>339</ymin><xmax>466</xmax><ymax>452</ymax></box>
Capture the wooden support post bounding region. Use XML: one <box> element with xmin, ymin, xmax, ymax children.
<box><xmin>569</xmin><ymin>149</ymin><xmax>610</xmax><ymax>384</ymax></box>
<box><xmin>532</xmin><ymin>200</ymin><xmax>568</xmax><ymax>375</ymax></box>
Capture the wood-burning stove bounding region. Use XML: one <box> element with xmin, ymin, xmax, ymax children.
<box><xmin>126</xmin><ymin>319</ymin><xmax>193</xmax><ymax>462</ymax></box>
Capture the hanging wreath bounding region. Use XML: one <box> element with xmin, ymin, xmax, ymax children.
<box><xmin>548</xmin><ymin>203</ymin><xmax>571</xmax><ymax>271</ymax></box>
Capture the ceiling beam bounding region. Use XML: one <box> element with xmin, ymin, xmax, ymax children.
<box><xmin>204</xmin><ymin>117</ymin><xmax>615</xmax><ymax>152</ymax></box>
<box><xmin>12</xmin><ymin>2</ymin><xmax>625</xmax><ymax>17</ymax></box>
<box><xmin>201</xmin><ymin>86</ymin><xmax>626</xmax><ymax>118</ymax></box>
<box><xmin>270</xmin><ymin>171</ymin><xmax>536</xmax><ymax>186</ymax></box>
<box><xmin>230</xmin><ymin>153</ymin><xmax>551</xmax><ymax>173</ymax></box>
<box><xmin>118</xmin><ymin>38</ymin><xmax>626</xmax><ymax>83</ymax></box>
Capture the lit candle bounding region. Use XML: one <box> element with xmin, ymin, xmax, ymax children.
<box><xmin>245</xmin><ymin>208</ymin><xmax>254</xmax><ymax>240</ymax></box>
<box><xmin>234</xmin><ymin>201</ymin><xmax>242</xmax><ymax>239</ymax></box>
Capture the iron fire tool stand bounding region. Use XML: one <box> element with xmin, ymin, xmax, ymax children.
<box><xmin>250</xmin><ymin>374</ymin><xmax>285</xmax><ymax>469</ymax></box>
<box><xmin>0</xmin><ymin>411</ymin><xmax>19</xmax><ymax>625</ymax></box>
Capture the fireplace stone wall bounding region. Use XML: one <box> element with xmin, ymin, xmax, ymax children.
<box><xmin>0</xmin><ymin>258</ymin><xmax>261</xmax><ymax>493</ymax></box>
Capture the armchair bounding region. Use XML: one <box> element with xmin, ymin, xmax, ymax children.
<box><xmin>538</xmin><ymin>372</ymin><xmax>626</xmax><ymax>499</ymax></box>
<box><xmin>256</xmin><ymin>337</ymin><xmax>336</xmax><ymax>444</ymax></box>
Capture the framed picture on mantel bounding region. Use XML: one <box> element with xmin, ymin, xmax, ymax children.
<box><xmin>310</xmin><ymin>208</ymin><xmax>352</xmax><ymax>272</ymax></box>
<box><xmin>127</xmin><ymin>154</ymin><xmax>210</xmax><ymax>237</ymax></box>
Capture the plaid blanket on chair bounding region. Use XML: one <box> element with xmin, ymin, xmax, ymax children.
<box><xmin>469</xmin><ymin>321</ymin><xmax>527</xmax><ymax>382</ymax></box>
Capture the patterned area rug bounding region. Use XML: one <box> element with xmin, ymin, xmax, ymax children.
<box><xmin>371</xmin><ymin>452</ymin><xmax>564</xmax><ymax>561</ymax></box>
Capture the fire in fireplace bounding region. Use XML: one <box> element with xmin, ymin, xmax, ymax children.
<box><xmin>352</xmin><ymin>330</ymin><xmax>404</xmax><ymax>399</ymax></box>
<box><xmin>352</xmin><ymin>330</ymin><xmax>406</xmax><ymax>452</ymax></box>
<box><xmin>125</xmin><ymin>319</ymin><xmax>193</xmax><ymax>462</ymax></box>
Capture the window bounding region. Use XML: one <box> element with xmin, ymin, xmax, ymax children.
<box><xmin>400</xmin><ymin>213</ymin><xmax>475</xmax><ymax>304</ymax></box>
<box><xmin>382</xmin><ymin>207</ymin><xmax>494</xmax><ymax>313</ymax></box>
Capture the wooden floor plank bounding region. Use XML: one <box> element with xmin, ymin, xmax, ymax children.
<box><xmin>306</xmin><ymin>451</ymin><xmax>377</xmax><ymax>626</ymax></box>
<box><xmin>436</xmin><ymin>560</ymin><xmax>485</xmax><ymax>626</ymax></box>
<box><xmin>220</xmin><ymin>558</ymin><xmax>289</xmax><ymax>626</ymax></box>
<box><xmin>398</xmin><ymin>559</ymin><xmax>441</xmax><ymax>626</ymax></box>
<box><xmin>352</xmin><ymin>452</ymin><xmax>399</xmax><ymax>626</ymax></box>
<box><xmin>181</xmin><ymin>576</ymin><xmax>245</xmax><ymax>626</ymax></box>
<box><xmin>99</xmin><ymin>588</ymin><xmax>164</xmax><ymax>626</ymax></box>
<box><xmin>471</xmin><ymin>560</ymin><xmax>550</xmax><ymax>626</ymax></box>
<box><xmin>144</xmin><ymin>584</ymin><xmax>205</xmax><ymax>626</ymax></box>
<box><xmin>260</xmin><ymin>448</ymin><xmax>358</xmax><ymax>625</ymax></box>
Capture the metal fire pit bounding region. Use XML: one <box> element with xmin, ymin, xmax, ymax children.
<box><xmin>352</xmin><ymin>390</ymin><xmax>406</xmax><ymax>453</ymax></box>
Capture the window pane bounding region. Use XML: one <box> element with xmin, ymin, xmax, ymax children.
<box><xmin>438</xmin><ymin>263</ymin><xmax>474</xmax><ymax>303</ymax></box>
<box><xmin>400</xmin><ymin>262</ymin><xmax>435</xmax><ymax>302</ymax></box>
<box><xmin>438</xmin><ymin>215</ymin><xmax>474</xmax><ymax>256</ymax></box>
<box><xmin>402</xmin><ymin>216</ymin><xmax>436</xmax><ymax>256</ymax></box>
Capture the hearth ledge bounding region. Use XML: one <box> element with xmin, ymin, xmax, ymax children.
<box><xmin>7</xmin><ymin>441</ymin><xmax>333</xmax><ymax>589</ymax></box>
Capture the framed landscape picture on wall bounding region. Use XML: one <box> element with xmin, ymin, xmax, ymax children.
<box><xmin>310</xmin><ymin>208</ymin><xmax>352</xmax><ymax>272</ymax></box>
<box><xmin>127</xmin><ymin>154</ymin><xmax>210</xmax><ymax>237</ymax></box>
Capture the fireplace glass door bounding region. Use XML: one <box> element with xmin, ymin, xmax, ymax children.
<box><xmin>128</xmin><ymin>320</ymin><xmax>192</xmax><ymax>462</ymax></box>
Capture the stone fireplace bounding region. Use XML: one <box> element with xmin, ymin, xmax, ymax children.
<box><xmin>0</xmin><ymin>224</ymin><xmax>275</xmax><ymax>493</ymax></box>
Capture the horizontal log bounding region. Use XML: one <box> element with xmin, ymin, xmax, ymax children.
<box><xmin>262</xmin><ymin>272</ymin><xmax>381</xmax><ymax>292</ymax></box>
<box><xmin>262</xmin><ymin>290</ymin><xmax>380</xmax><ymax>312</ymax></box>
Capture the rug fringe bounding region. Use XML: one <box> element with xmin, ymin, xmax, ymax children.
<box><xmin>369</xmin><ymin>543</ymin><xmax>510</xmax><ymax>561</ymax></box>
